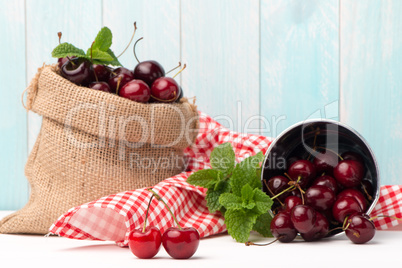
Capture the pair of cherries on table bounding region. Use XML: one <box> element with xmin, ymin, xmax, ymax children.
<box><xmin>58</xmin><ymin>57</ymin><xmax>184</xmax><ymax>104</ymax></box>
<box><xmin>265</xmin><ymin>150</ymin><xmax>376</xmax><ymax>244</ymax></box>
<box><xmin>128</xmin><ymin>189</ymin><xmax>200</xmax><ymax>259</ymax></box>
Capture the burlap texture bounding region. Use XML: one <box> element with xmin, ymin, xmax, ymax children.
<box><xmin>0</xmin><ymin>65</ymin><xmax>198</xmax><ymax>234</ymax></box>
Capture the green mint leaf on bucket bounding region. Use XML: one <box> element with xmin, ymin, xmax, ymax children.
<box><xmin>51</xmin><ymin>26</ymin><xmax>121</xmax><ymax>66</ymax></box>
<box><xmin>105</xmin><ymin>49</ymin><xmax>122</xmax><ymax>66</ymax></box>
<box><xmin>51</xmin><ymin>43</ymin><xmax>88</xmax><ymax>59</ymax></box>
<box><xmin>92</xmin><ymin>27</ymin><xmax>113</xmax><ymax>52</ymax></box>
<box><xmin>86</xmin><ymin>48</ymin><xmax>114</xmax><ymax>62</ymax></box>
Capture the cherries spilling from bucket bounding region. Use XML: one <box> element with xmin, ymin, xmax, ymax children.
<box><xmin>263</xmin><ymin>143</ymin><xmax>378</xmax><ymax>245</ymax></box>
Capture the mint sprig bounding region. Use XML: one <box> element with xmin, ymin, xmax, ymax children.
<box><xmin>187</xmin><ymin>142</ymin><xmax>273</xmax><ymax>243</ymax></box>
<box><xmin>51</xmin><ymin>26</ymin><xmax>121</xmax><ymax>66</ymax></box>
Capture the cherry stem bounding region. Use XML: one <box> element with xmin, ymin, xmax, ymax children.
<box><xmin>68</xmin><ymin>57</ymin><xmax>76</xmax><ymax>67</ymax></box>
<box><xmin>263</xmin><ymin>179</ymin><xmax>284</xmax><ymax>207</ymax></box>
<box><xmin>133</xmin><ymin>37</ymin><xmax>143</xmax><ymax>63</ymax></box>
<box><xmin>369</xmin><ymin>215</ymin><xmax>402</xmax><ymax>222</ymax></box>
<box><xmin>142</xmin><ymin>194</ymin><xmax>155</xmax><ymax>233</ymax></box>
<box><xmin>147</xmin><ymin>188</ymin><xmax>182</xmax><ymax>230</ymax></box>
<box><xmin>117</xmin><ymin>22</ymin><xmax>137</xmax><ymax>58</ymax></box>
<box><xmin>90</xmin><ymin>41</ymin><xmax>98</xmax><ymax>82</ymax></box>
<box><xmin>245</xmin><ymin>237</ymin><xmax>280</xmax><ymax>246</ymax></box>
<box><xmin>315</xmin><ymin>146</ymin><xmax>344</xmax><ymax>161</ymax></box>
<box><xmin>270</xmin><ymin>184</ymin><xmax>295</xmax><ymax>201</ymax></box>
<box><xmin>361</xmin><ymin>182</ymin><xmax>373</xmax><ymax>201</ymax></box>
<box><xmin>166</xmin><ymin>62</ymin><xmax>181</xmax><ymax>75</ymax></box>
<box><xmin>150</xmin><ymin>92</ymin><xmax>177</xmax><ymax>103</ymax></box>
<box><xmin>116</xmin><ymin>76</ymin><xmax>122</xmax><ymax>94</ymax></box>
<box><xmin>173</xmin><ymin>64</ymin><xmax>187</xmax><ymax>79</ymax></box>
<box><xmin>284</xmin><ymin>172</ymin><xmax>292</xmax><ymax>181</ymax></box>
<box><xmin>327</xmin><ymin>226</ymin><xmax>344</xmax><ymax>234</ymax></box>
<box><xmin>58</xmin><ymin>32</ymin><xmax>62</xmax><ymax>44</ymax></box>
<box><xmin>342</xmin><ymin>215</ymin><xmax>351</xmax><ymax>230</ymax></box>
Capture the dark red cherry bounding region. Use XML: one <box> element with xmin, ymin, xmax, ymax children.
<box><xmin>312</xmin><ymin>175</ymin><xmax>339</xmax><ymax>194</ymax></box>
<box><xmin>287</xmin><ymin>156</ymin><xmax>300</xmax><ymax>167</ymax></box>
<box><xmin>341</xmin><ymin>151</ymin><xmax>364</xmax><ymax>164</ymax></box>
<box><xmin>92</xmin><ymin>64</ymin><xmax>112</xmax><ymax>82</ymax></box>
<box><xmin>162</xmin><ymin>227</ymin><xmax>200</xmax><ymax>259</ymax></box>
<box><xmin>128</xmin><ymin>226</ymin><xmax>162</xmax><ymax>259</ymax></box>
<box><xmin>305</xmin><ymin>185</ymin><xmax>336</xmax><ymax>211</ymax></box>
<box><xmin>108</xmin><ymin>69</ymin><xmax>134</xmax><ymax>94</ymax></box>
<box><xmin>113</xmin><ymin>67</ymin><xmax>134</xmax><ymax>77</ymax></box>
<box><xmin>334</xmin><ymin>160</ymin><xmax>364</xmax><ymax>188</ymax></box>
<box><xmin>58</xmin><ymin>56</ymin><xmax>76</xmax><ymax>69</ymax></box>
<box><xmin>345</xmin><ymin>212</ymin><xmax>375</xmax><ymax>244</ymax></box>
<box><xmin>300</xmin><ymin>211</ymin><xmax>329</xmax><ymax>241</ymax></box>
<box><xmin>89</xmin><ymin>81</ymin><xmax>112</xmax><ymax>93</ymax></box>
<box><xmin>284</xmin><ymin>196</ymin><xmax>302</xmax><ymax>211</ymax></box>
<box><xmin>313</xmin><ymin>150</ymin><xmax>339</xmax><ymax>175</ymax></box>
<box><xmin>175</xmin><ymin>86</ymin><xmax>183</xmax><ymax>102</ymax></box>
<box><xmin>290</xmin><ymin>189</ymin><xmax>302</xmax><ymax>198</ymax></box>
<box><xmin>133</xmin><ymin>60</ymin><xmax>165</xmax><ymax>87</ymax></box>
<box><xmin>60</xmin><ymin>58</ymin><xmax>93</xmax><ymax>86</ymax></box>
<box><xmin>332</xmin><ymin>196</ymin><xmax>362</xmax><ymax>223</ymax></box>
<box><xmin>151</xmin><ymin>77</ymin><xmax>180</xmax><ymax>102</ymax></box>
<box><xmin>290</xmin><ymin>205</ymin><xmax>316</xmax><ymax>233</ymax></box>
<box><xmin>270</xmin><ymin>211</ymin><xmax>297</xmax><ymax>243</ymax></box>
<box><xmin>287</xmin><ymin>160</ymin><xmax>316</xmax><ymax>188</ymax></box>
<box><xmin>266</xmin><ymin>175</ymin><xmax>290</xmax><ymax>202</ymax></box>
<box><xmin>119</xmin><ymin>80</ymin><xmax>151</xmax><ymax>103</ymax></box>
<box><xmin>337</xmin><ymin>188</ymin><xmax>367</xmax><ymax>211</ymax></box>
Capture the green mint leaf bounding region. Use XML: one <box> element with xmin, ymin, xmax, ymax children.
<box><xmin>253</xmin><ymin>188</ymin><xmax>273</xmax><ymax>215</ymax></box>
<box><xmin>219</xmin><ymin>193</ymin><xmax>242</xmax><ymax>210</ymax></box>
<box><xmin>230</xmin><ymin>151</ymin><xmax>264</xmax><ymax>196</ymax></box>
<box><xmin>241</xmin><ymin>184</ymin><xmax>255</xmax><ymax>210</ymax></box>
<box><xmin>51</xmin><ymin>43</ymin><xmax>87</xmax><ymax>59</ymax></box>
<box><xmin>87</xmin><ymin>48</ymin><xmax>114</xmax><ymax>62</ymax></box>
<box><xmin>253</xmin><ymin>212</ymin><xmax>274</xmax><ymax>237</ymax></box>
<box><xmin>104</xmin><ymin>49</ymin><xmax>122</xmax><ymax>66</ymax></box>
<box><xmin>224</xmin><ymin>209</ymin><xmax>258</xmax><ymax>243</ymax></box>
<box><xmin>187</xmin><ymin>169</ymin><xmax>221</xmax><ymax>188</ymax></box>
<box><xmin>205</xmin><ymin>180</ymin><xmax>230</xmax><ymax>213</ymax></box>
<box><xmin>210</xmin><ymin>142</ymin><xmax>235</xmax><ymax>177</ymax></box>
<box><xmin>93</xmin><ymin>27</ymin><xmax>112</xmax><ymax>52</ymax></box>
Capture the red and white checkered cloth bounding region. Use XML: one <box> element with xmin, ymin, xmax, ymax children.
<box><xmin>49</xmin><ymin>112</ymin><xmax>402</xmax><ymax>246</ymax></box>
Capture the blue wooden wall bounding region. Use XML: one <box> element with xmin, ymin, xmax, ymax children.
<box><xmin>0</xmin><ymin>0</ymin><xmax>401</xmax><ymax>210</ymax></box>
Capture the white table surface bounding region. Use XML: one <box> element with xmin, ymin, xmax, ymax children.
<box><xmin>1</xmin><ymin>210</ymin><xmax>401</xmax><ymax>267</ymax></box>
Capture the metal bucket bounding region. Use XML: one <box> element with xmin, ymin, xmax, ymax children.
<box><xmin>261</xmin><ymin>119</ymin><xmax>380</xmax><ymax>236</ymax></box>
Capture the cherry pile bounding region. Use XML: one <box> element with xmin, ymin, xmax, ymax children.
<box><xmin>264</xmin><ymin>148</ymin><xmax>377</xmax><ymax>244</ymax></box>
<box><xmin>128</xmin><ymin>189</ymin><xmax>200</xmax><ymax>259</ymax></box>
<box><xmin>57</xmin><ymin>36</ymin><xmax>184</xmax><ymax>104</ymax></box>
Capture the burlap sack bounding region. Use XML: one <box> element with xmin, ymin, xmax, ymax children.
<box><xmin>0</xmin><ymin>65</ymin><xmax>199</xmax><ymax>234</ymax></box>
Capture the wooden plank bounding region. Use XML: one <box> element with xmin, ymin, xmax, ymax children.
<box><xmin>25</xmin><ymin>0</ymin><xmax>103</xmax><ymax>153</ymax></box>
<box><xmin>102</xmin><ymin>0</ymin><xmax>180</xmax><ymax>76</ymax></box>
<box><xmin>0</xmin><ymin>0</ymin><xmax>29</xmax><ymax>209</ymax></box>
<box><xmin>181</xmin><ymin>0</ymin><xmax>260</xmax><ymax>134</ymax></box>
<box><xmin>340</xmin><ymin>0</ymin><xmax>402</xmax><ymax>185</ymax></box>
<box><xmin>260</xmin><ymin>0</ymin><xmax>339</xmax><ymax>137</ymax></box>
